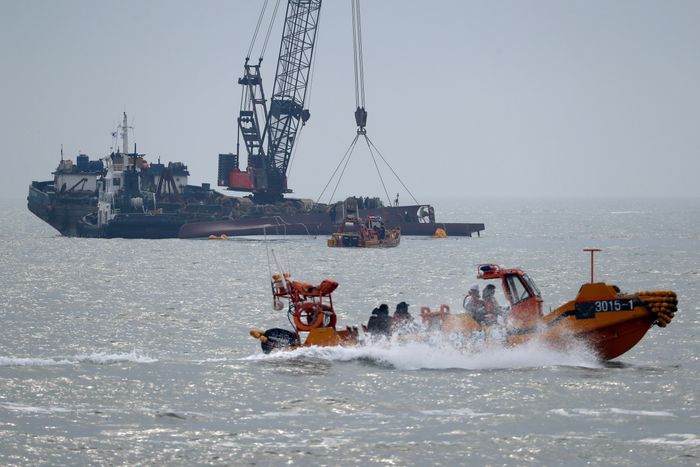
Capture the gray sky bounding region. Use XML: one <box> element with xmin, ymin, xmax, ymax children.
<box><xmin>1</xmin><ymin>0</ymin><xmax>699</xmax><ymax>202</ymax></box>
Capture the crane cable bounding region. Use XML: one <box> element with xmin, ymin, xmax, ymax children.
<box><xmin>366</xmin><ymin>135</ymin><xmax>420</xmax><ymax>205</ymax></box>
<box><xmin>316</xmin><ymin>133</ymin><xmax>360</xmax><ymax>204</ymax></box>
<box><xmin>246</xmin><ymin>0</ymin><xmax>282</xmax><ymax>61</ymax></box>
<box><xmin>352</xmin><ymin>0</ymin><xmax>418</xmax><ymax>205</ymax></box>
<box><xmin>351</xmin><ymin>0</ymin><xmax>364</xmax><ymax>109</ymax></box>
<box><xmin>260</xmin><ymin>0</ymin><xmax>282</xmax><ymax>60</ymax></box>
<box><xmin>317</xmin><ymin>0</ymin><xmax>420</xmax><ymax>206</ymax></box>
<box><xmin>247</xmin><ymin>0</ymin><xmax>270</xmax><ymax>60</ymax></box>
<box><xmin>363</xmin><ymin>136</ymin><xmax>392</xmax><ymax>206</ymax></box>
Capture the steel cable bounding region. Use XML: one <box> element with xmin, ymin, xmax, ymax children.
<box><xmin>316</xmin><ymin>133</ymin><xmax>360</xmax><ymax>204</ymax></box>
<box><xmin>363</xmin><ymin>135</ymin><xmax>392</xmax><ymax>205</ymax></box>
<box><xmin>247</xmin><ymin>0</ymin><xmax>270</xmax><ymax>60</ymax></box>
<box><xmin>260</xmin><ymin>0</ymin><xmax>282</xmax><ymax>60</ymax></box>
<box><xmin>366</xmin><ymin>135</ymin><xmax>420</xmax><ymax>205</ymax></box>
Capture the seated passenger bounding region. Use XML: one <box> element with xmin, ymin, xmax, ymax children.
<box><xmin>463</xmin><ymin>283</ymin><xmax>487</xmax><ymax>325</ymax></box>
<box><xmin>366</xmin><ymin>304</ymin><xmax>392</xmax><ymax>336</ymax></box>
<box><xmin>481</xmin><ymin>284</ymin><xmax>500</xmax><ymax>326</ymax></box>
<box><xmin>392</xmin><ymin>301</ymin><xmax>414</xmax><ymax>330</ymax></box>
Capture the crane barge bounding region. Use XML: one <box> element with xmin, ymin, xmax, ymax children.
<box><xmin>180</xmin><ymin>0</ymin><xmax>485</xmax><ymax>239</ymax></box>
<box><xmin>27</xmin><ymin>1</ymin><xmax>485</xmax><ymax>239</ymax></box>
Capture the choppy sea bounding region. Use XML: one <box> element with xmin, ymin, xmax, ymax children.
<box><xmin>1</xmin><ymin>197</ymin><xmax>698</xmax><ymax>465</ymax></box>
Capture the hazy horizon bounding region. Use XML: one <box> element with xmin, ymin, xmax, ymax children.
<box><xmin>2</xmin><ymin>0</ymin><xmax>699</xmax><ymax>202</ymax></box>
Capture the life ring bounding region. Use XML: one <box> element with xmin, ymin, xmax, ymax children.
<box><xmin>293</xmin><ymin>303</ymin><xmax>336</xmax><ymax>331</ymax></box>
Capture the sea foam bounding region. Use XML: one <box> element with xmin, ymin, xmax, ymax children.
<box><xmin>0</xmin><ymin>350</ymin><xmax>156</xmax><ymax>367</ymax></box>
<box><xmin>243</xmin><ymin>334</ymin><xmax>601</xmax><ymax>371</ymax></box>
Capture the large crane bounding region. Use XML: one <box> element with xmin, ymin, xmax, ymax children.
<box><xmin>218</xmin><ymin>0</ymin><xmax>322</xmax><ymax>203</ymax></box>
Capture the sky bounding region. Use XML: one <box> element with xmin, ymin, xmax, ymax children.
<box><xmin>1</xmin><ymin>0</ymin><xmax>699</xmax><ymax>202</ymax></box>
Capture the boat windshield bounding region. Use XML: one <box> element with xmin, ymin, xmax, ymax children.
<box><xmin>522</xmin><ymin>273</ymin><xmax>542</xmax><ymax>297</ymax></box>
<box><xmin>505</xmin><ymin>274</ymin><xmax>532</xmax><ymax>304</ymax></box>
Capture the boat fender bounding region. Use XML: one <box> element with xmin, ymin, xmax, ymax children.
<box><xmin>250</xmin><ymin>329</ymin><xmax>268</xmax><ymax>343</ymax></box>
<box><xmin>636</xmin><ymin>290</ymin><xmax>678</xmax><ymax>327</ymax></box>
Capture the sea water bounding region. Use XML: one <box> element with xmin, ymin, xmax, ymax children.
<box><xmin>0</xmin><ymin>197</ymin><xmax>698</xmax><ymax>465</ymax></box>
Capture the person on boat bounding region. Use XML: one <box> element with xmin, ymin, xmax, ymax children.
<box><xmin>481</xmin><ymin>284</ymin><xmax>500</xmax><ymax>326</ymax></box>
<box><xmin>463</xmin><ymin>284</ymin><xmax>487</xmax><ymax>324</ymax></box>
<box><xmin>367</xmin><ymin>304</ymin><xmax>392</xmax><ymax>336</ymax></box>
<box><xmin>392</xmin><ymin>301</ymin><xmax>413</xmax><ymax>326</ymax></box>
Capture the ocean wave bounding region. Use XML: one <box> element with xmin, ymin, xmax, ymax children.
<box><xmin>639</xmin><ymin>434</ymin><xmax>700</xmax><ymax>446</ymax></box>
<box><xmin>0</xmin><ymin>402</ymin><xmax>73</xmax><ymax>414</ymax></box>
<box><xmin>242</xmin><ymin>337</ymin><xmax>601</xmax><ymax>371</ymax></box>
<box><xmin>548</xmin><ymin>408</ymin><xmax>675</xmax><ymax>418</ymax></box>
<box><xmin>0</xmin><ymin>350</ymin><xmax>157</xmax><ymax>367</ymax></box>
<box><xmin>420</xmin><ymin>408</ymin><xmax>494</xmax><ymax>417</ymax></box>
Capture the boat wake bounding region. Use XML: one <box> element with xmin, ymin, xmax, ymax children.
<box><xmin>244</xmin><ymin>336</ymin><xmax>602</xmax><ymax>371</ymax></box>
<box><xmin>0</xmin><ymin>350</ymin><xmax>157</xmax><ymax>367</ymax></box>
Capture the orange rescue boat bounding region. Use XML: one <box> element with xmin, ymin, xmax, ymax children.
<box><xmin>250</xmin><ymin>250</ymin><xmax>677</xmax><ymax>360</ymax></box>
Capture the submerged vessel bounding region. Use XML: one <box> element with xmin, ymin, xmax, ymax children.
<box><xmin>250</xmin><ymin>251</ymin><xmax>678</xmax><ymax>361</ymax></box>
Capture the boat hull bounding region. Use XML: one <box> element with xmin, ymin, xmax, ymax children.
<box><xmin>28</xmin><ymin>182</ymin><xmax>486</xmax><ymax>239</ymax></box>
<box><xmin>27</xmin><ymin>183</ymin><xmax>97</xmax><ymax>236</ymax></box>
<box><xmin>506</xmin><ymin>313</ymin><xmax>656</xmax><ymax>360</ymax></box>
<box><xmin>179</xmin><ymin>207</ymin><xmax>484</xmax><ymax>238</ymax></box>
<box><xmin>77</xmin><ymin>214</ymin><xmax>185</xmax><ymax>239</ymax></box>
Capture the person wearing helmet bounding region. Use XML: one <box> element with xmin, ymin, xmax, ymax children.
<box><xmin>463</xmin><ymin>284</ymin><xmax>486</xmax><ymax>323</ymax></box>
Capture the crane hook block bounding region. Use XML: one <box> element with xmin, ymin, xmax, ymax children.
<box><xmin>355</xmin><ymin>107</ymin><xmax>368</xmax><ymax>129</ymax></box>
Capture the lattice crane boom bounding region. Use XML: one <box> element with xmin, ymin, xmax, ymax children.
<box><xmin>219</xmin><ymin>0</ymin><xmax>322</xmax><ymax>203</ymax></box>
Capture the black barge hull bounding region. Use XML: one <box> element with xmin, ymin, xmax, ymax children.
<box><xmin>27</xmin><ymin>182</ymin><xmax>97</xmax><ymax>236</ymax></box>
<box><xmin>179</xmin><ymin>220</ymin><xmax>483</xmax><ymax>238</ymax></box>
<box><xmin>29</xmin><ymin>183</ymin><xmax>485</xmax><ymax>239</ymax></box>
<box><xmin>179</xmin><ymin>205</ymin><xmax>484</xmax><ymax>238</ymax></box>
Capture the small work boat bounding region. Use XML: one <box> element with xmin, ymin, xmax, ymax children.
<box><xmin>250</xmin><ymin>251</ymin><xmax>677</xmax><ymax>360</ymax></box>
<box><xmin>327</xmin><ymin>215</ymin><xmax>400</xmax><ymax>248</ymax></box>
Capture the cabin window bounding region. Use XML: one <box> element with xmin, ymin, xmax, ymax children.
<box><xmin>522</xmin><ymin>273</ymin><xmax>541</xmax><ymax>297</ymax></box>
<box><xmin>506</xmin><ymin>274</ymin><xmax>531</xmax><ymax>304</ymax></box>
<box><xmin>113</xmin><ymin>178</ymin><xmax>120</xmax><ymax>186</ymax></box>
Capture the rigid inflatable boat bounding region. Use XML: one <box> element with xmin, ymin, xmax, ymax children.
<box><xmin>250</xmin><ymin>252</ymin><xmax>677</xmax><ymax>360</ymax></box>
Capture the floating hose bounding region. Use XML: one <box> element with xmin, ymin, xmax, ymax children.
<box><xmin>635</xmin><ymin>290</ymin><xmax>678</xmax><ymax>328</ymax></box>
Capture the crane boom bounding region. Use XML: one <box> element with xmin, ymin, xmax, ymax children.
<box><xmin>219</xmin><ymin>0</ymin><xmax>322</xmax><ymax>203</ymax></box>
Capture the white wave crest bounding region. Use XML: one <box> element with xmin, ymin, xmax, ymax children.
<box><xmin>639</xmin><ymin>434</ymin><xmax>700</xmax><ymax>446</ymax></box>
<box><xmin>549</xmin><ymin>408</ymin><xmax>675</xmax><ymax>418</ymax></box>
<box><xmin>0</xmin><ymin>350</ymin><xmax>157</xmax><ymax>367</ymax></box>
<box><xmin>243</xmin><ymin>334</ymin><xmax>601</xmax><ymax>371</ymax></box>
<box><xmin>0</xmin><ymin>402</ymin><xmax>73</xmax><ymax>414</ymax></box>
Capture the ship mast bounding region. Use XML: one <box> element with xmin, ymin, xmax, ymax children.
<box><xmin>120</xmin><ymin>112</ymin><xmax>129</xmax><ymax>155</ymax></box>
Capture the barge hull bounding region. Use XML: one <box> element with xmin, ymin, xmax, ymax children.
<box><xmin>179</xmin><ymin>217</ymin><xmax>484</xmax><ymax>238</ymax></box>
